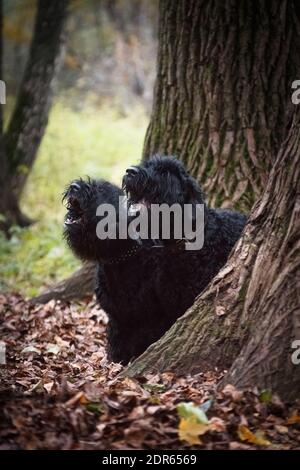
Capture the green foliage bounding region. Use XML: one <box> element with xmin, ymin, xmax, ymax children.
<box><xmin>259</xmin><ymin>389</ymin><xmax>273</xmax><ymax>404</ymax></box>
<box><xmin>177</xmin><ymin>402</ymin><xmax>209</xmax><ymax>425</ymax></box>
<box><xmin>143</xmin><ymin>383</ymin><xmax>166</xmax><ymax>393</ymax></box>
<box><xmin>0</xmin><ymin>101</ymin><xmax>147</xmax><ymax>296</ymax></box>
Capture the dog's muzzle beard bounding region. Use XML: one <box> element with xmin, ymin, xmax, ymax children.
<box><xmin>64</xmin><ymin>198</ymin><xmax>84</xmax><ymax>226</ymax></box>
<box><xmin>122</xmin><ymin>166</ymin><xmax>149</xmax><ymax>205</ymax></box>
<box><xmin>63</xmin><ymin>183</ymin><xmax>85</xmax><ymax>227</ymax></box>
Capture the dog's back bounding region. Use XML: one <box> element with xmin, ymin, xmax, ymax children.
<box><xmin>214</xmin><ymin>208</ymin><xmax>247</xmax><ymax>242</ymax></box>
<box><xmin>154</xmin><ymin>207</ymin><xmax>246</xmax><ymax>328</ymax></box>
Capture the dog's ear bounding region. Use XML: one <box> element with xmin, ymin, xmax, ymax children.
<box><xmin>185</xmin><ymin>175</ymin><xmax>205</xmax><ymax>205</ymax></box>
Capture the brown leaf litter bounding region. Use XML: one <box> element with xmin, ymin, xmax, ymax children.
<box><xmin>0</xmin><ymin>294</ymin><xmax>299</xmax><ymax>450</ymax></box>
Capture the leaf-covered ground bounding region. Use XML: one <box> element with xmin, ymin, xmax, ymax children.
<box><xmin>0</xmin><ymin>294</ymin><xmax>300</xmax><ymax>450</ymax></box>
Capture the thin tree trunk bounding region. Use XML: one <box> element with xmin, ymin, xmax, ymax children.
<box><xmin>0</xmin><ymin>0</ymin><xmax>7</xmax><ymax>226</ymax></box>
<box><xmin>0</xmin><ymin>0</ymin><xmax>2</xmax><ymax>136</ymax></box>
<box><xmin>124</xmin><ymin>109</ymin><xmax>300</xmax><ymax>401</ymax></box>
<box><xmin>144</xmin><ymin>0</ymin><xmax>300</xmax><ymax>211</ymax></box>
<box><xmin>0</xmin><ymin>0</ymin><xmax>68</xmax><ymax>230</ymax></box>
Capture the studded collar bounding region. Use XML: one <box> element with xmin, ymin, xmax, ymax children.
<box><xmin>102</xmin><ymin>238</ymin><xmax>187</xmax><ymax>266</ymax></box>
<box><xmin>101</xmin><ymin>244</ymin><xmax>143</xmax><ymax>265</ymax></box>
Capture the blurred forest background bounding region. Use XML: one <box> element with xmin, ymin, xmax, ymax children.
<box><xmin>0</xmin><ymin>0</ymin><xmax>158</xmax><ymax>296</ymax></box>
<box><xmin>1</xmin><ymin>2</ymin><xmax>299</xmax><ymax>445</ymax></box>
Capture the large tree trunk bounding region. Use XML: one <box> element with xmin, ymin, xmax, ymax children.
<box><xmin>0</xmin><ymin>0</ymin><xmax>69</xmax><ymax>231</ymax></box>
<box><xmin>124</xmin><ymin>109</ymin><xmax>300</xmax><ymax>401</ymax></box>
<box><xmin>144</xmin><ymin>0</ymin><xmax>300</xmax><ymax>211</ymax></box>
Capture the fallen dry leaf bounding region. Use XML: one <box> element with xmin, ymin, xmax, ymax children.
<box><xmin>44</xmin><ymin>382</ymin><xmax>54</xmax><ymax>393</ymax></box>
<box><xmin>286</xmin><ymin>414</ymin><xmax>300</xmax><ymax>425</ymax></box>
<box><xmin>178</xmin><ymin>418</ymin><xmax>208</xmax><ymax>445</ymax></box>
<box><xmin>238</xmin><ymin>424</ymin><xmax>271</xmax><ymax>446</ymax></box>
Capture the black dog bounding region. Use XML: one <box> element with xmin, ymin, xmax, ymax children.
<box><xmin>64</xmin><ymin>156</ymin><xmax>246</xmax><ymax>364</ymax></box>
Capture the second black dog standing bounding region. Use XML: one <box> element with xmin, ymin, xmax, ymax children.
<box><xmin>64</xmin><ymin>156</ymin><xmax>246</xmax><ymax>364</ymax></box>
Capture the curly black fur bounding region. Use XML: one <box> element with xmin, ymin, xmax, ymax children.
<box><xmin>64</xmin><ymin>156</ymin><xmax>247</xmax><ymax>364</ymax></box>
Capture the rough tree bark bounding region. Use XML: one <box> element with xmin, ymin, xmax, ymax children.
<box><xmin>144</xmin><ymin>0</ymin><xmax>300</xmax><ymax>211</ymax></box>
<box><xmin>124</xmin><ymin>109</ymin><xmax>300</xmax><ymax>401</ymax></box>
<box><xmin>0</xmin><ymin>0</ymin><xmax>69</xmax><ymax>231</ymax></box>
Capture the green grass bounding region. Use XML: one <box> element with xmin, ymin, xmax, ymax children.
<box><xmin>0</xmin><ymin>100</ymin><xmax>148</xmax><ymax>297</ymax></box>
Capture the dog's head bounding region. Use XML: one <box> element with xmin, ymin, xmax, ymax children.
<box><xmin>122</xmin><ymin>156</ymin><xmax>206</xmax><ymax>245</ymax></box>
<box><xmin>122</xmin><ymin>156</ymin><xmax>205</xmax><ymax>207</ymax></box>
<box><xmin>63</xmin><ymin>178</ymin><xmax>124</xmax><ymax>261</ymax></box>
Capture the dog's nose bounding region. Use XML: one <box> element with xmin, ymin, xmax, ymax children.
<box><xmin>70</xmin><ymin>182</ymin><xmax>81</xmax><ymax>192</ymax></box>
<box><xmin>126</xmin><ymin>166</ymin><xmax>139</xmax><ymax>176</ymax></box>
